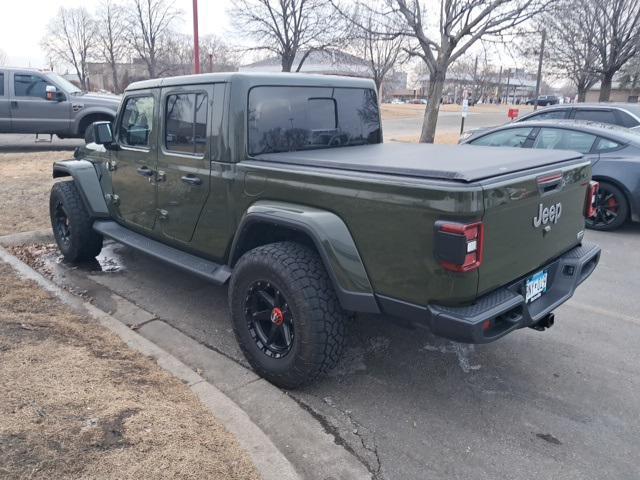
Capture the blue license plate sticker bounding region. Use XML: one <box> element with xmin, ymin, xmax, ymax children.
<box><xmin>526</xmin><ymin>270</ymin><xmax>548</xmax><ymax>303</ymax></box>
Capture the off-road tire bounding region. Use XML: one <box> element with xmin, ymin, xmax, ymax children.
<box><xmin>50</xmin><ymin>180</ymin><xmax>103</xmax><ymax>262</ymax></box>
<box><xmin>229</xmin><ymin>241</ymin><xmax>347</xmax><ymax>389</ymax></box>
<box><xmin>586</xmin><ymin>181</ymin><xmax>629</xmax><ymax>231</ymax></box>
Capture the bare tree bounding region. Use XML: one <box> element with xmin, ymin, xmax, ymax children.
<box><xmin>588</xmin><ymin>0</ymin><xmax>640</xmax><ymax>101</ymax></box>
<box><xmin>96</xmin><ymin>0</ymin><xmax>129</xmax><ymax>93</ymax></box>
<box><xmin>380</xmin><ymin>0</ymin><xmax>549</xmax><ymax>143</ymax></box>
<box><xmin>127</xmin><ymin>0</ymin><xmax>182</xmax><ymax>78</ymax></box>
<box><xmin>42</xmin><ymin>7</ymin><xmax>96</xmax><ymax>90</ymax></box>
<box><xmin>199</xmin><ymin>35</ymin><xmax>240</xmax><ymax>72</ymax></box>
<box><xmin>342</xmin><ymin>5</ymin><xmax>406</xmax><ymax>100</ymax></box>
<box><xmin>229</xmin><ymin>0</ymin><xmax>344</xmax><ymax>72</ymax></box>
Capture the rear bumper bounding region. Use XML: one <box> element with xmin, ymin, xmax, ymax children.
<box><xmin>378</xmin><ymin>242</ymin><xmax>601</xmax><ymax>344</ymax></box>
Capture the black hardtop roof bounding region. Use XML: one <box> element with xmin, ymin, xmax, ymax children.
<box><xmin>126</xmin><ymin>71</ymin><xmax>376</xmax><ymax>92</ymax></box>
<box><xmin>255</xmin><ymin>143</ymin><xmax>584</xmax><ymax>183</ymax></box>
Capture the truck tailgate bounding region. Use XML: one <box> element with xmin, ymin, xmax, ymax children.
<box><xmin>478</xmin><ymin>158</ymin><xmax>592</xmax><ymax>296</ymax></box>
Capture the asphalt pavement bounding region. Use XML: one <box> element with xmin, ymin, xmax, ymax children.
<box><xmin>3</xmin><ymin>112</ymin><xmax>639</xmax><ymax>479</ymax></box>
<box><xmin>0</xmin><ymin>133</ymin><xmax>82</xmax><ymax>152</ymax></box>
<box><xmin>27</xmin><ymin>224</ymin><xmax>640</xmax><ymax>480</ymax></box>
<box><xmin>382</xmin><ymin>109</ymin><xmax>509</xmax><ymax>139</ymax></box>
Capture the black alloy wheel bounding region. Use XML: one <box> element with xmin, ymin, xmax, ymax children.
<box><xmin>53</xmin><ymin>202</ymin><xmax>72</xmax><ymax>248</ymax></box>
<box><xmin>586</xmin><ymin>181</ymin><xmax>628</xmax><ymax>231</ymax></box>
<box><xmin>245</xmin><ymin>280</ymin><xmax>294</xmax><ymax>359</ymax></box>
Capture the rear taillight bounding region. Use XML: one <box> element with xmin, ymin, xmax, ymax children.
<box><xmin>585</xmin><ymin>181</ymin><xmax>599</xmax><ymax>218</ymax></box>
<box><xmin>435</xmin><ymin>221</ymin><xmax>484</xmax><ymax>272</ymax></box>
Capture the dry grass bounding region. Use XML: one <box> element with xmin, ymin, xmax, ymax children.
<box><xmin>0</xmin><ymin>261</ymin><xmax>259</xmax><ymax>480</ymax></box>
<box><xmin>0</xmin><ymin>152</ymin><xmax>65</xmax><ymax>236</ymax></box>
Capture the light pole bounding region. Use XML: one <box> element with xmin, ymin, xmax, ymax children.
<box><xmin>193</xmin><ymin>0</ymin><xmax>200</xmax><ymax>74</ymax></box>
<box><xmin>533</xmin><ymin>29</ymin><xmax>546</xmax><ymax>111</ymax></box>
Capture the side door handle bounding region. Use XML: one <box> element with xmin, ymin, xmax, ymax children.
<box><xmin>181</xmin><ymin>174</ymin><xmax>202</xmax><ymax>186</ymax></box>
<box><xmin>136</xmin><ymin>166</ymin><xmax>154</xmax><ymax>177</ymax></box>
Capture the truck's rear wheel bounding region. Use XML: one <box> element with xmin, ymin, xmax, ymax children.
<box><xmin>229</xmin><ymin>241</ymin><xmax>346</xmax><ymax>389</ymax></box>
<box><xmin>50</xmin><ymin>181</ymin><xmax>103</xmax><ymax>262</ymax></box>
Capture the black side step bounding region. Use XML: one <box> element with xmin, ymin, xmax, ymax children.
<box><xmin>93</xmin><ymin>220</ymin><xmax>231</xmax><ymax>285</ymax></box>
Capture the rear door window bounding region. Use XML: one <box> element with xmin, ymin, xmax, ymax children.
<box><xmin>165</xmin><ymin>92</ymin><xmax>208</xmax><ymax>155</ymax></box>
<box><xmin>470</xmin><ymin>127</ymin><xmax>533</xmax><ymax>147</ymax></box>
<box><xmin>532</xmin><ymin>128</ymin><xmax>597</xmax><ymax>153</ymax></box>
<box><xmin>573</xmin><ymin>109</ymin><xmax>618</xmax><ymax>125</ymax></box>
<box><xmin>248</xmin><ymin>86</ymin><xmax>380</xmax><ymax>155</ymax></box>
<box><xmin>118</xmin><ymin>95</ymin><xmax>155</xmax><ymax>148</ymax></box>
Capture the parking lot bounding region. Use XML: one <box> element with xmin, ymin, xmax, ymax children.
<box><xmin>18</xmin><ymin>205</ymin><xmax>639</xmax><ymax>480</ymax></box>
<box><xmin>1</xmin><ymin>105</ymin><xmax>639</xmax><ymax>479</ymax></box>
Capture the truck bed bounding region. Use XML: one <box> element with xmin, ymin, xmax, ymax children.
<box><xmin>255</xmin><ymin>143</ymin><xmax>583</xmax><ymax>182</ymax></box>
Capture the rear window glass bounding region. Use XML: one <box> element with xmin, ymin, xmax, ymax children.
<box><xmin>248</xmin><ymin>86</ymin><xmax>380</xmax><ymax>155</ymax></box>
<box><xmin>165</xmin><ymin>93</ymin><xmax>208</xmax><ymax>155</ymax></box>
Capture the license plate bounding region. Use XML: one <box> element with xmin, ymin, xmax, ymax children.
<box><xmin>525</xmin><ymin>270</ymin><xmax>548</xmax><ymax>303</ymax></box>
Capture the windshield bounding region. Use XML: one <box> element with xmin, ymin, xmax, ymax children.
<box><xmin>45</xmin><ymin>72</ymin><xmax>82</xmax><ymax>94</ymax></box>
<box><xmin>248</xmin><ymin>86</ymin><xmax>381</xmax><ymax>155</ymax></box>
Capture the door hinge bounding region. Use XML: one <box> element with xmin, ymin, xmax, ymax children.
<box><xmin>107</xmin><ymin>160</ymin><xmax>117</xmax><ymax>171</ymax></box>
<box><xmin>156</xmin><ymin>170</ymin><xmax>167</xmax><ymax>182</ymax></box>
<box><xmin>157</xmin><ymin>209</ymin><xmax>169</xmax><ymax>221</ymax></box>
<box><xmin>105</xmin><ymin>193</ymin><xmax>120</xmax><ymax>206</ymax></box>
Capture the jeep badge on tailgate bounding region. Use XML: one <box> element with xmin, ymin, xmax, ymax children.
<box><xmin>533</xmin><ymin>202</ymin><xmax>562</xmax><ymax>228</ymax></box>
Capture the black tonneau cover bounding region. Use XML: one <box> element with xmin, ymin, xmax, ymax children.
<box><xmin>254</xmin><ymin>143</ymin><xmax>583</xmax><ymax>182</ymax></box>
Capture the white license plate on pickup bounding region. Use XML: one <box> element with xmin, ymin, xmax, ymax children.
<box><xmin>525</xmin><ymin>270</ymin><xmax>548</xmax><ymax>303</ymax></box>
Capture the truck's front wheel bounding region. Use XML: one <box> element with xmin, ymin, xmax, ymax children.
<box><xmin>229</xmin><ymin>242</ymin><xmax>346</xmax><ymax>389</ymax></box>
<box><xmin>50</xmin><ymin>181</ymin><xmax>103</xmax><ymax>262</ymax></box>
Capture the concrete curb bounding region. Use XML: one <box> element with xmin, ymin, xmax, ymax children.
<box><xmin>0</xmin><ymin>244</ymin><xmax>301</xmax><ymax>480</ymax></box>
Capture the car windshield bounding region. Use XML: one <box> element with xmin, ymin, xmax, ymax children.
<box><xmin>45</xmin><ymin>72</ymin><xmax>82</xmax><ymax>94</ymax></box>
<box><xmin>248</xmin><ymin>86</ymin><xmax>381</xmax><ymax>155</ymax></box>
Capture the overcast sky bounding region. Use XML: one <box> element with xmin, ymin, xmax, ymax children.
<box><xmin>0</xmin><ymin>0</ymin><xmax>233</xmax><ymax>69</ymax></box>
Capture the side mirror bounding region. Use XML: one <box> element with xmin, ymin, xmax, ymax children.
<box><xmin>85</xmin><ymin>121</ymin><xmax>114</xmax><ymax>147</ymax></box>
<box><xmin>45</xmin><ymin>85</ymin><xmax>57</xmax><ymax>101</ymax></box>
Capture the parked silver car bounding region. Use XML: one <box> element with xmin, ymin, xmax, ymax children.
<box><xmin>0</xmin><ymin>67</ymin><xmax>119</xmax><ymax>138</ymax></box>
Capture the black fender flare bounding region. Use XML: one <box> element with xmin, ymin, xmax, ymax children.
<box><xmin>52</xmin><ymin>160</ymin><xmax>110</xmax><ymax>218</ymax></box>
<box><xmin>229</xmin><ymin>201</ymin><xmax>380</xmax><ymax>314</ymax></box>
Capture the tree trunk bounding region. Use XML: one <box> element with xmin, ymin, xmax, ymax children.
<box><xmin>111</xmin><ymin>64</ymin><xmax>120</xmax><ymax>93</ymax></box>
<box><xmin>281</xmin><ymin>52</ymin><xmax>294</xmax><ymax>72</ymax></box>
<box><xmin>599</xmin><ymin>71</ymin><xmax>614</xmax><ymax>102</ymax></box>
<box><xmin>419</xmin><ymin>70</ymin><xmax>446</xmax><ymax>144</ymax></box>
<box><xmin>577</xmin><ymin>87</ymin><xmax>587</xmax><ymax>102</ymax></box>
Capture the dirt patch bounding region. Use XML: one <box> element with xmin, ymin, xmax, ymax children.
<box><xmin>0</xmin><ymin>261</ymin><xmax>259</xmax><ymax>480</ymax></box>
<box><xmin>0</xmin><ymin>152</ymin><xmax>68</xmax><ymax>236</ymax></box>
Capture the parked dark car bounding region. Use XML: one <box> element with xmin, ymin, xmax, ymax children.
<box><xmin>526</xmin><ymin>95</ymin><xmax>560</xmax><ymax>106</ymax></box>
<box><xmin>460</xmin><ymin>102</ymin><xmax>640</xmax><ymax>143</ymax></box>
<box><xmin>462</xmin><ymin>119</ymin><xmax>640</xmax><ymax>231</ymax></box>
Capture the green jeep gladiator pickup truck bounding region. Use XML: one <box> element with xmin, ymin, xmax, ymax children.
<box><xmin>49</xmin><ymin>72</ymin><xmax>601</xmax><ymax>388</ymax></box>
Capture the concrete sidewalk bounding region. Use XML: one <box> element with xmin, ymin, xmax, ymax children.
<box><xmin>0</xmin><ymin>231</ymin><xmax>373</xmax><ymax>480</ymax></box>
